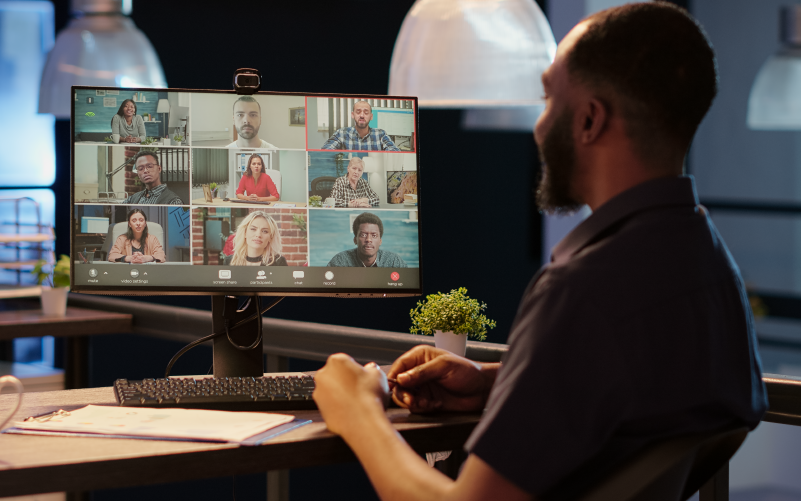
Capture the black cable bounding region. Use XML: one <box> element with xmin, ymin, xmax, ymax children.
<box><xmin>225</xmin><ymin>296</ymin><xmax>263</xmax><ymax>351</ymax></box>
<box><xmin>163</xmin><ymin>295</ymin><xmax>283</xmax><ymax>378</ymax></box>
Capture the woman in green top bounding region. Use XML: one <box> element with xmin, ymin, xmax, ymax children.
<box><xmin>111</xmin><ymin>99</ymin><xmax>146</xmax><ymax>143</ymax></box>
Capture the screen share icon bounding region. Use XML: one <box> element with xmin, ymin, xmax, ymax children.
<box><xmin>219</xmin><ymin>270</ymin><xmax>231</xmax><ymax>279</ymax></box>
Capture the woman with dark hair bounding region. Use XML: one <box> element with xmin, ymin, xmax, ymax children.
<box><xmin>111</xmin><ymin>99</ymin><xmax>146</xmax><ymax>143</ymax></box>
<box><xmin>108</xmin><ymin>209</ymin><xmax>165</xmax><ymax>263</ymax></box>
<box><xmin>236</xmin><ymin>154</ymin><xmax>279</xmax><ymax>202</ymax></box>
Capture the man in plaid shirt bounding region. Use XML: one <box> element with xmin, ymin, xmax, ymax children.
<box><xmin>321</xmin><ymin>100</ymin><xmax>400</xmax><ymax>151</ymax></box>
<box><xmin>329</xmin><ymin>157</ymin><xmax>380</xmax><ymax>207</ymax></box>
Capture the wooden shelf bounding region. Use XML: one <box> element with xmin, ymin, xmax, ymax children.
<box><xmin>0</xmin><ymin>232</ymin><xmax>53</xmax><ymax>243</ymax></box>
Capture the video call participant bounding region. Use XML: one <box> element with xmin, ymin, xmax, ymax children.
<box><xmin>123</xmin><ymin>151</ymin><xmax>183</xmax><ymax>205</ymax></box>
<box><xmin>108</xmin><ymin>208</ymin><xmax>165</xmax><ymax>263</ymax></box>
<box><xmin>321</xmin><ymin>100</ymin><xmax>400</xmax><ymax>151</ymax></box>
<box><xmin>227</xmin><ymin>96</ymin><xmax>277</xmax><ymax>149</ymax></box>
<box><xmin>312</xmin><ymin>4</ymin><xmax>767</xmax><ymax>501</ymax></box>
<box><xmin>327</xmin><ymin>212</ymin><xmax>406</xmax><ymax>267</ymax></box>
<box><xmin>224</xmin><ymin>211</ymin><xmax>287</xmax><ymax>266</ymax></box>
<box><xmin>330</xmin><ymin>157</ymin><xmax>379</xmax><ymax>208</ymax></box>
<box><xmin>236</xmin><ymin>154</ymin><xmax>279</xmax><ymax>202</ymax></box>
<box><xmin>111</xmin><ymin>99</ymin><xmax>146</xmax><ymax>143</ymax></box>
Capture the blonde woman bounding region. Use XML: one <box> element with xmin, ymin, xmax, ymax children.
<box><xmin>225</xmin><ymin>211</ymin><xmax>287</xmax><ymax>266</ymax></box>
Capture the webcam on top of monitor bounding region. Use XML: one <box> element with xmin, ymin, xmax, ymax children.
<box><xmin>233</xmin><ymin>68</ymin><xmax>261</xmax><ymax>95</ymax></box>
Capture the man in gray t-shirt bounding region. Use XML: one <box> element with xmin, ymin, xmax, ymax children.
<box><xmin>327</xmin><ymin>212</ymin><xmax>407</xmax><ymax>268</ymax></box>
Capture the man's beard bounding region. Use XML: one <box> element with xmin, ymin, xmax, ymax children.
<box><xmin>535</xmin><ymin>108</ymin><xmax>583</xmax><ymax>214</ymax></box>
<box><xmin>237</xmin><ymin>124</ymin><xmax>257</xmax><ymax>140</ymax></box>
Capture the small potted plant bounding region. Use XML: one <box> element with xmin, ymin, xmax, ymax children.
<box><xmin>173</xmin><ymin>133</ymin><xmax>184</xmax><ymax>145</ymax></box>
<box><xmin>32</xmin><ymin>254</ymin><xmax>70</xmax><ymax>317</ymax></box>
<box><xmin>209</xmin><ymin>182</ymin><xmax>218</xmax><ymax>198</ymax></box>
<box><xmin>308</xmin><ymin>195</ymin><xmax>322</xmax><ymax>207</ymax></box>
<box><xmin>409</xmin><ymin>287</ymin><xmax>496</xmax><ymax>355</ymax></box>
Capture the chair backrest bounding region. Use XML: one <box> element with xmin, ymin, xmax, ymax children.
<box><xmin>99</xmin><ymin>221</ymin><xmax>165</xmax><ymax>259</ymax></box>
<box><xmin>310</xmin><ymin>176</ymin><xmax>337</xmax><ymax>199</ymax></box>
<box><xmin>569</xmin><ymin>426</ymin><xmax>748</xmax><ymax>501</ymax></box>
<box><xmin>263</xmin><ymin>170</ymin><xmax>282</xmax><ymax>196</ymax></box>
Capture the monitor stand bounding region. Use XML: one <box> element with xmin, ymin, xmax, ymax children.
<box><xmin>211</xmin><ymin>295</ymin><xmax>279</xmax><ymax>378</ymax></box>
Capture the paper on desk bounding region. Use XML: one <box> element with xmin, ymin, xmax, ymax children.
<box><xmin>13</xmin><ymin>405</ymin><xmax>295</xmax><ymax>443</ymax></box>
<box><xmin>271</xmin><ymin>203</ymin><xmax>296</xmax><ymax>207</ymax></box>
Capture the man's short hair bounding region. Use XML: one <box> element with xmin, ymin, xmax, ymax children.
<box><xmin>132</xmin><ymin>150</ymin><xmax>159</xmax><ymax>167</ymax></box>
<box><xmin>352</xmin><ymin>100</ymin><xmax>372</xmax><ymax>113</ymax></box>
<box><xmin>233</xmin><ymin>95</ymin><xmax>261</xmax><ymax>113</ymax></box>
<box><xmin>352</xmin><ymin>212</ymin><xmax>383</xmax><ymax>237</ymax></box>
<box><xmin>568</xmin><ymin>2</ymin><xmax>717</xmax><ymax>161</ymax></box>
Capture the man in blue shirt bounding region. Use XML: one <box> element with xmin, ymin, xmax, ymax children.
<box><xmin>312</xmin><ymin>4</ymin><xmax>767</xmax><ymax>501</ymax></box>
<box><xmin>321</xmin><ymin>100</ymin><xmax>400</xmax><ymax>151</ymax></box>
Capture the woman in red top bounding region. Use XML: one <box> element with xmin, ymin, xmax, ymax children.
<box><xmin>236</xmin><ymin>154</ymin><xmax>279</xmax><ymax>202</ymax></box>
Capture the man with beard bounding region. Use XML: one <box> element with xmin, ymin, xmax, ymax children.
<box><xmin>227</xmin><ymin>96</ymin><xmax>277</xmax><ymax>149</ymax></box>
<box><xmin>123</xmin><ymin>151</ymin><xmax>182</xmax><ymax>205</ymax></box>
<box><xmin>310</xmin><ymin>3</ymin><xmax>767</xmax><ymax>501</ymax></box>
<box><xmin>321</xmin><ymin>100</ymin><xmax>400</xmax><ymax>151</ymax></box>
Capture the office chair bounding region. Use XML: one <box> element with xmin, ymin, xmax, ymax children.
<box><xmin>310</xmin><ymin>176</ymin><xmax>337</xmax><ymax>199</ymax></box>
<box><xmin>566</xmin><ymin>426</ymin><xmax>748</xmax><ymax>501</ymax></box>
<box><xmin>97</xmin><ymin>221</ymin><xmax>165</xmax><ymax>261</ymax></box>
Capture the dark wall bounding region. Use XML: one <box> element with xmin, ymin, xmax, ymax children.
<box><xmin>55</xmin><ymin>0</ymin><xmax>545</xmax><ymax>345</ymax></box>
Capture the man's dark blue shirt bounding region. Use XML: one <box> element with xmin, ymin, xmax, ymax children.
<box><xmin>466</xmin><ymin>176</ymin><xmax>767</xmax><ymax>496</ymax></box>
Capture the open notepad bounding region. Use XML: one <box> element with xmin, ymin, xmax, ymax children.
<box><xmin>3</xmin><ymin>405</ymin><xmax>310</xmax><ymax>446</ymax></box>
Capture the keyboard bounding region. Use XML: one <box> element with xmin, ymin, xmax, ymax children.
<box><xmin>113</xmin><ymin>375</ymin><xmax>317</xmax><ymax>411</ymax></box>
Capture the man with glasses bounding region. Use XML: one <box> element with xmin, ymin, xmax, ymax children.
<box><xmin>327</xmin><ymin>212</ymin><xmax>407</xmax><ymax>267</ymax></box>
<box><xmin>123</xmin><ymin>151</ymin><xmax>183</xmax><ymax>205</ymax></box>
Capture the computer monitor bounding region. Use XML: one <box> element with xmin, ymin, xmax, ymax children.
<box><xmin>70</xmin><ymin>86</ymin><xmax>421</xmax><ymax>377</ymax></box>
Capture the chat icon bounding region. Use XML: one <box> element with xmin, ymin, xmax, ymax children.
<box><xmin>293</xmin><ymin>271</ymin><xmax>305</xmax><ymax>279</ymax></box>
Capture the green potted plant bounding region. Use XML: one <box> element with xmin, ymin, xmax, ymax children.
<box><xmin>409</xmin><ymin>287</ymin><xmax>496</xmax><ymax>355</ymax></box>
<box><xmin>308</xmin><ymin>195</ymin><xmax>322</xmax><ymax>208</ymax></box>
<box><xmin>173</xmin><ymin>133</ymin><xmax>184</xmax><ymax>145</ymax></box>
<box><xmin>32</xmin><ymin>254</ymin><xmax>70</xmax><ymax>317</ymax></box>
<box><xmin>209</xmin><ymin>182</ymin><xmax>218</xmax><ymax>198</ymax></box>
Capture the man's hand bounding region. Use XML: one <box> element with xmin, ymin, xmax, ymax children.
<box><xmin>348</xmin><ymin>198</ymin><xmax>370</xmax><ymax>208</ymax></box>
<box><xmin>313</xmin><ymin>354</ymin><xmax>389</xmax><ymax>437</ymax></box>
<box><xmin>387</xmin><ymin>345</ymin><xmax>498</xmax><ymax>413</ymax></box>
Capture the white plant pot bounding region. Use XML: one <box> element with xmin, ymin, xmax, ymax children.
<box><xmin>40</xmin><ymin>286</ymin><xmax>68</xmax><ymax>317</ymax></box>
<box><xmin>434</xmin><ymin>330</ymin><xmax>467</xmax><ymax>356</ymax></box>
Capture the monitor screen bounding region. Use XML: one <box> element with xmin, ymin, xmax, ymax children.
<box><xmin>70</xmin><ymin>88</ymin><xmax>421</xmax><ymax>298</ymax></box>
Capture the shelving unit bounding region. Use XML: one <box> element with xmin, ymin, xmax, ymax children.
<box><xmin>0</xmin><ymin>197</ymin><xmax>54</xmax><ymax>299</ymax></box>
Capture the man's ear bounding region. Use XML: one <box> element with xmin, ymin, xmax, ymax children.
<box><xmin>578</xmin><ymin>97</ymin><xmax>608</xmax><ymax>145</ymax></box>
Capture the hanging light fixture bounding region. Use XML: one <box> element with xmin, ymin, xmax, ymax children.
<box><xmin>747</xmin><ymin>5</ymin><xmax>801</xmax><ymax>130</ymax></box>
<box><xmin>388</xmin><ymin>0</ymin><xmax>556</xmax><ymax>131</ymax></box>
<box><xmin>38</xmin><ymin>0</ymin><xmax>167</xmax><ymax>119</ymax></box>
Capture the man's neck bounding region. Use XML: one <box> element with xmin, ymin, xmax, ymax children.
<box><xmin>144</xmin><ymin>180</ymin><xmax>162</xmax><ymax>192</ymax></box>
<box><xmin>354</xmin><ymin>125</ymin><xmax>370</xmax><ymax>139</ymax></box>
<box><xmin>238</xmin><ymin>136</ymin><xmax>262</xmax><ymax>147</ymax></box>
<box><xmin>357</xmin><ymin>250</ymin><xmax>377</xmax><ymax>267</ymax></box>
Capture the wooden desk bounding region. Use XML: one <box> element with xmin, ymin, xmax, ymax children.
<box><xmin>0</xmin><ymin>387</ymin><xmax>480</xmax><ymax>497</ymax></box>
<box><xmin>192</xmin><ymin>198</ymin><xmax>308</xmax><ymax>208</ymax></box>
<box><xmin>0</xmin><ymin>305</ymin><xmax>133</xmax><ymax>389</ymax></box>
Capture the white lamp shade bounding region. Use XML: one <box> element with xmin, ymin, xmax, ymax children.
<box><xmin>156</xmin><ymin>99</ymin><xmax>170</xmax><ymax>113</ymax></box>
<box><xmin>389</xmin><ymin>0</ymin><xmax>556</xmax><ymax>108</ymax></box>
<box><xmin>747</xmin><ymin>48</ymin><xmax>801</xmax><ymax>130</ymax></box>
<box><xmin>38</xmin><ymin>14</ymin><xmax>166</xmax><ymax>119</ymax></box>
